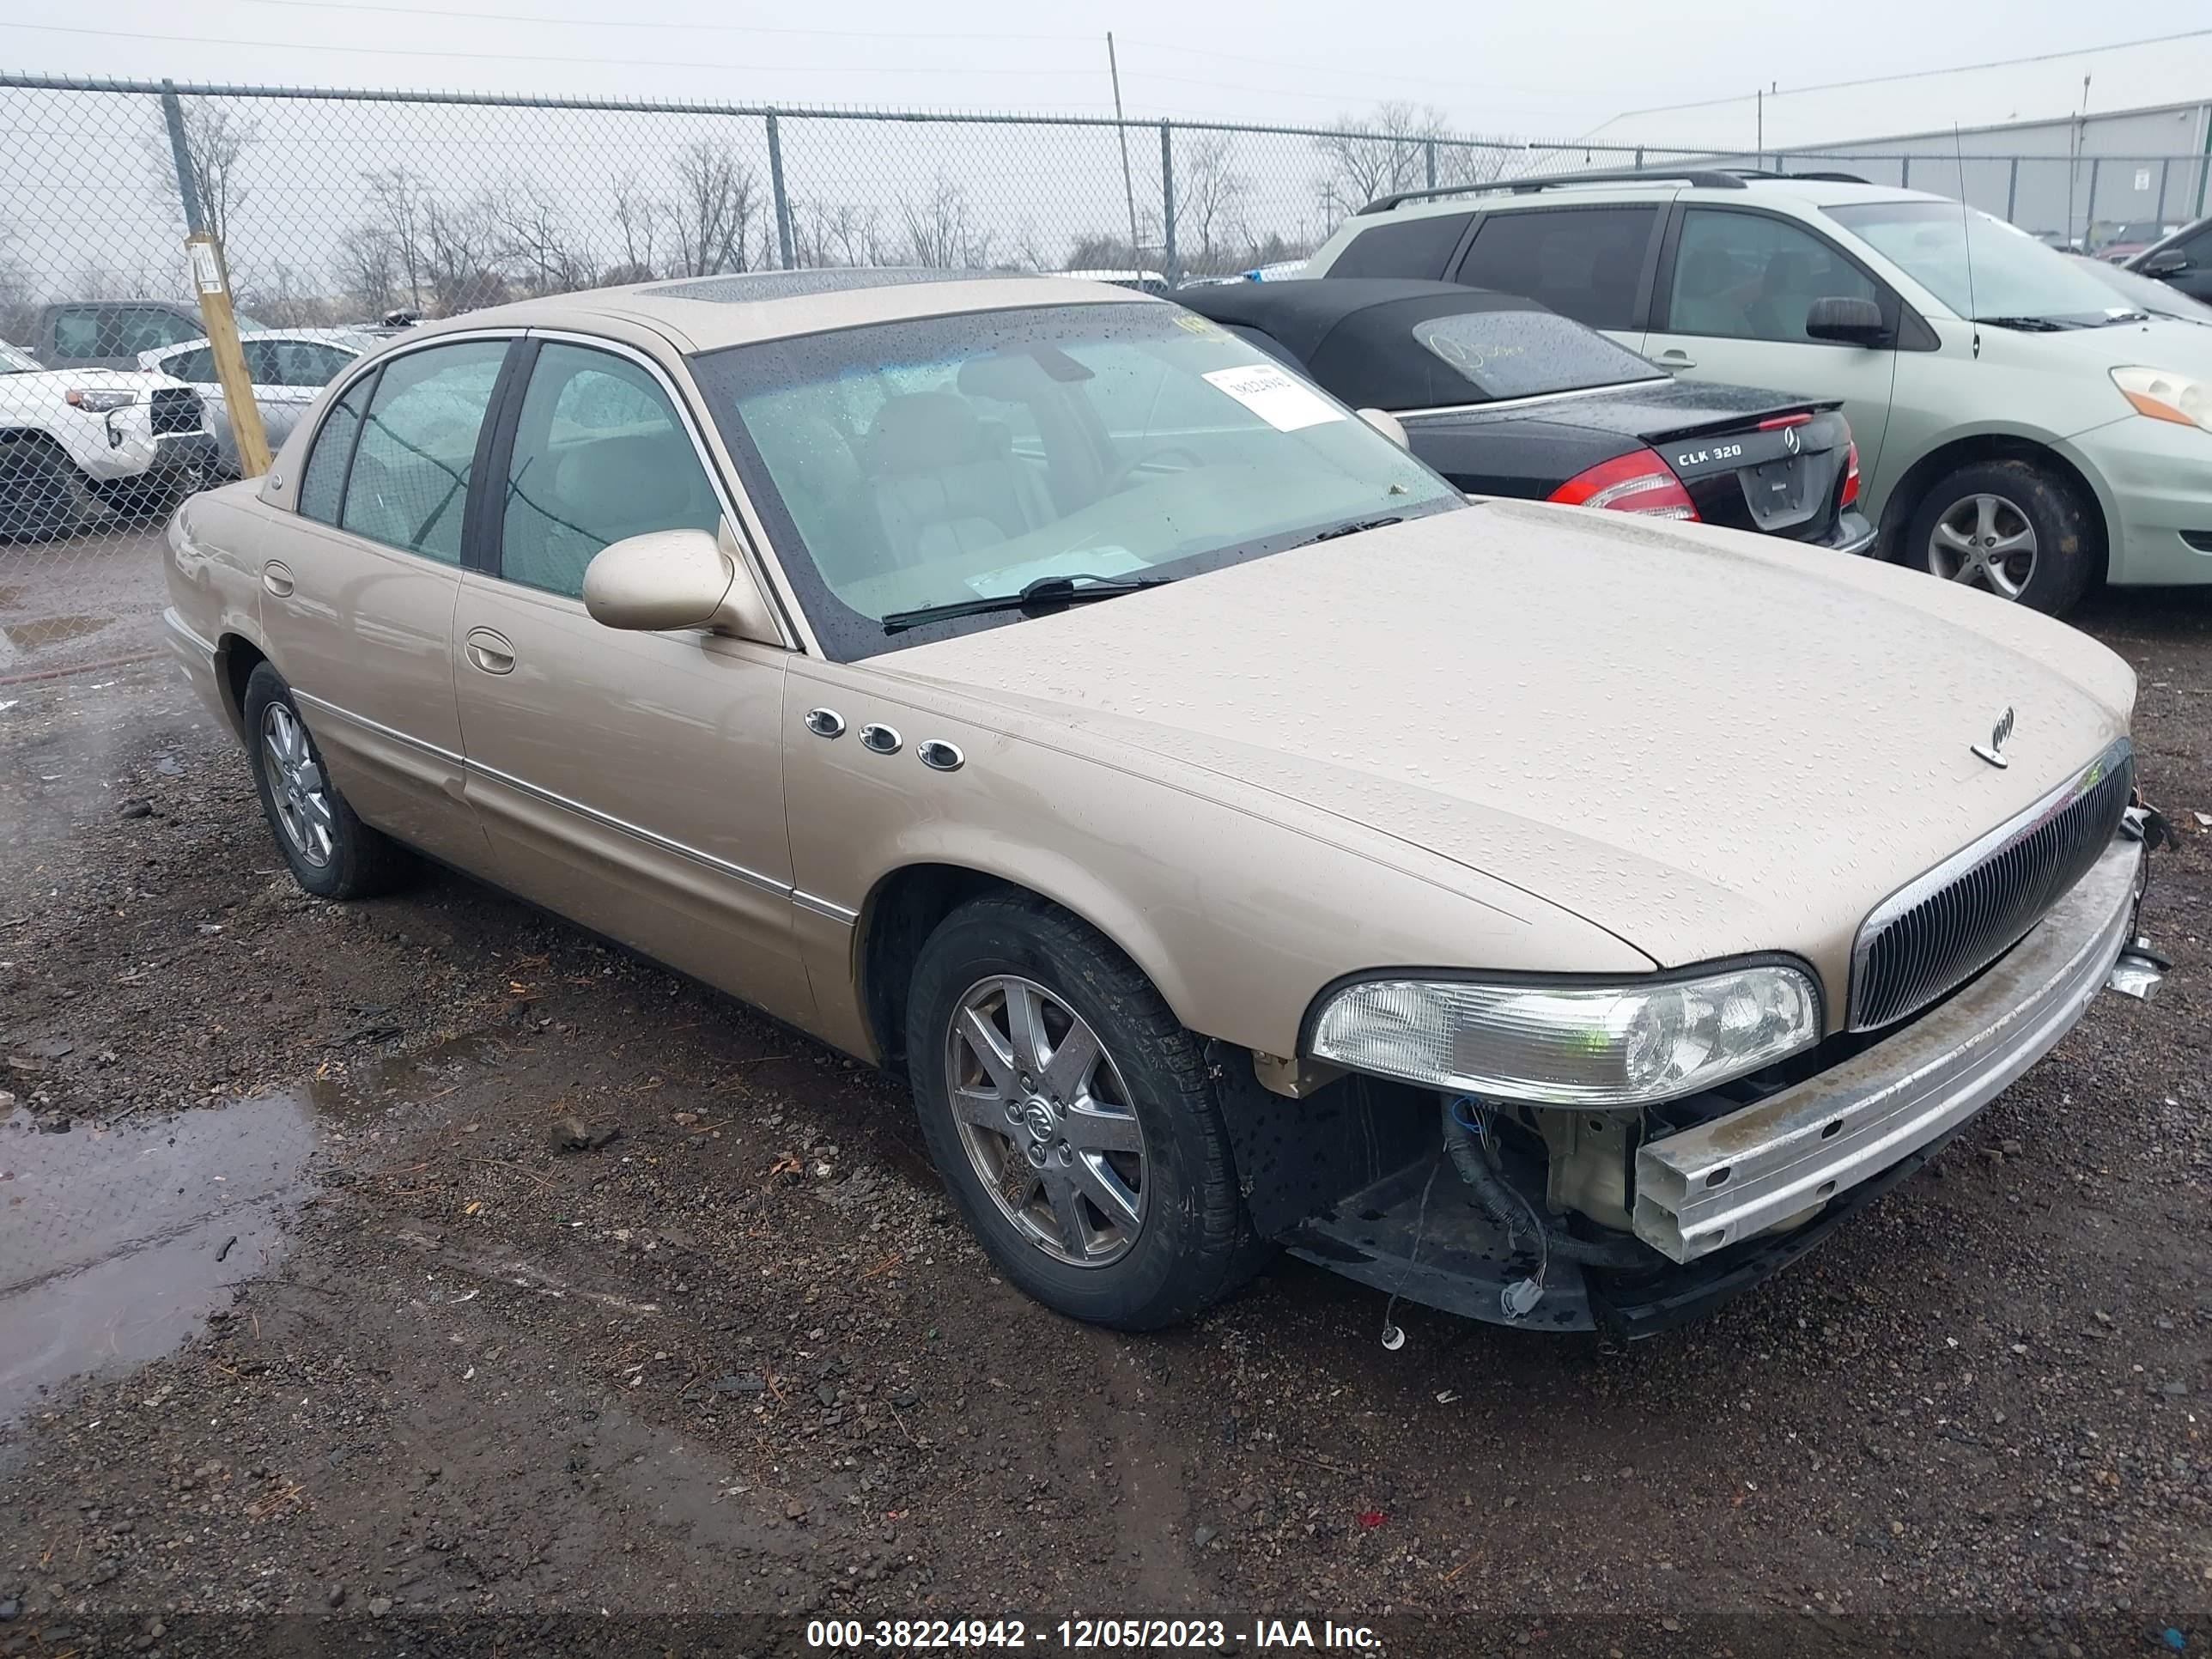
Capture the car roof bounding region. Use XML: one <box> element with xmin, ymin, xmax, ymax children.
<box><xmin>410</xmin><ymin>268</ymin><xmax>1152</xmax><ymax>354</ymax></box>
<box><xmin>1347</xmin><ymin>172</ymin><xmax>1952</xmax><ymax>231</ymax></box>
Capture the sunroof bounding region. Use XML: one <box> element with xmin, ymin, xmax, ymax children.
<box><xmin>648</xmin><ymin>268</ymin><xmax>1003</xmax><ymax>303</ymax></box>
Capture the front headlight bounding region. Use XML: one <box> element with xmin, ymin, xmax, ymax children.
<box><xmin>65</xmin><ymin>387</ymin><xmax>138</xmax><ymax>413</ymax></box>
<box><xmin>2111</xmin><ymin>367</ymin><xmax>2212</xmax><ymax>433</ymax></box>
<box><xmin>1307</xmin><ymin>963</ymin><xmax>1820</xmax><ymax>1107</ymax></box>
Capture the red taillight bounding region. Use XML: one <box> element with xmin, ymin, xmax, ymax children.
<box><xmin>1841</xmin><ymin>441</ymin><xmax>1861</xmax><ymax>507</ymax></box>
<box><xmin>1757</xmin><ymin>412</ymin><xmax>1813</xmax><ymax>430</ymax></box>
<box><xmin>1548</xmin><ymin>449</ymin><xmax>1699</xmax><ymax>520</ymax></box>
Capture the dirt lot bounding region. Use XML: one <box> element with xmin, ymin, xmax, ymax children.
<box><xmin>2</xmin><ymin>533</ymin><xmax>2209</xmax><ymax>1657</ymax></box>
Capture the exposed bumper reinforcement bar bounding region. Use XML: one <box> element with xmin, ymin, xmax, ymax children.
<box><xmin>1634</xmin><ymin>836</ymin><xmax>2144</xmax><ymax>1263</ymax></box>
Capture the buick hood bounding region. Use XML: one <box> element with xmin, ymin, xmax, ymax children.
<box><xmin>878</xmin><ymin>501</ymin><xmax>2135</xmax><ymax>988</ymax></box>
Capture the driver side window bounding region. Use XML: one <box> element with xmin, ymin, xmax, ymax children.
<box><xmin>1669</xmin><ymin>210</ymin><xmax>1878</xmax><ymax>343</ymax></box>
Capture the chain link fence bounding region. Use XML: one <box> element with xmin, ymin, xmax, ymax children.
<box><xmin>1</xmin><ymin>71</ymin><xmax>2207</xmax><ymax>676</ymax></box>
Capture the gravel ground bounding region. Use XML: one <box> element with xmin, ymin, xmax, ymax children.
<box><xmin>1</xmin><ymin>539</ymin><xmax>2209</xmax><ymax>1657</ymax></box>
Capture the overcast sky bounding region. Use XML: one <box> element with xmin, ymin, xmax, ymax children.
<box><xmin>6</xmin><ymin>0</ymin><xmax>2210</xmax><ymax>143</ymax></box>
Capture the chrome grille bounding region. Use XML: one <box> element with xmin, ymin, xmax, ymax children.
<box><xmin>150</xmin><ymin>386</ymin><xmax>203</xmax><ymax>436</ymax></box>
<box><xmin>1850</xmin><ymin>740</ymin><xmax>2134</xmax><ymax>1030</ymax></box>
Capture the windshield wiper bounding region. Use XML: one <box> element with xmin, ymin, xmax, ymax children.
<box><xmin>1288</xmin><ymin>514</ymin><xmax>1403</xmax><ymax>550</ymax></box>
<box><xmin>1972</xmin><ymin>315</ymin><xmax>2077</xmax><ymax>331</ymax></box>
<box><xmin>880</xmin><ymin>573</ymin><xmax>1172</xmax><ymax>635</ymax></box>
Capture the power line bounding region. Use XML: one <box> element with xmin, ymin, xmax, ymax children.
<box><xmin>0</xmin><ymin>21</ymin><xmax>1108</xmax><ymax>78</ymax></box>
<box><xmin>1587</xmin><ymin>25</ymin><xmax>2212</xmax><ymax>131</ymax></box>
<box><xmin>233</xmin><ymin>0</ymin><xmax>1087</xmax><ymax>45</ymax></box>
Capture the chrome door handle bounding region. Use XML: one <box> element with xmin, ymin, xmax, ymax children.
<box><xmin>465</xmin><ymin>627</ymin><xmax>516</xmax><ymax>675</ymax></box>
<box><xmin>1656</xmin><ymin>349</ymin><xmax>1697</xmax><ymax>369</ymax></box>
<box><xmin>261</xmin><ymin>561</ymin><xmax>295</xmax><ymax>598</ymax></box>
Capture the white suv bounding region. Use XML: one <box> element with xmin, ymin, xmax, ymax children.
<box><xmin>1307</xmin><ymin>167</ymin><xmax>2212</xmax><ymax>614</ymax></box>
<box><xmin>0</xmin><ymin>341</ymin><xmax>218</xmax><ymax>541</ymax></box>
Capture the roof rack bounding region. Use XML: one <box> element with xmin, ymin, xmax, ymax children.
<box><xmin>1360</xmin><ymin>167</ymin><xmax>1747</xmax><ymax>215</ymax></box>
<box><xmin>1714</xmin><ymin>167</ymin><xmax>1872</xmax><ymax>185</ymax></box>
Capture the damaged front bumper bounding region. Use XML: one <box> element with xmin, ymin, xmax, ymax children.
<box><xmin>1633</xmin><ymin>835</ymin><xmax>2146</xmax><ymax>1263</ymax></box>
<box><xmin>1275</xmin><ymin>834</ymin><xmax>2155</xmax><ymax>1338</ymax></box>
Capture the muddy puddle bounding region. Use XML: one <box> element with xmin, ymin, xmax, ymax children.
<box><xmin>0</xmin><ymin>1034</ymin><xmax>507</xmax><ymax>1425</ymax></box>
<box><xmin>3</xmin><ymin>614</ymin><xmax>113</xmax><ymax>653</ymax></box>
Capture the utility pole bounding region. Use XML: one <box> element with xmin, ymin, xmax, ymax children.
<box><xmin>1756</xmin><ymin>87</ymin><xmax>1763</xmax><ymax>168</ymax></box>
<box><xmin>1107</xmin><ymin>33</ymin><xmax>1142</xmax><ymax>267</ymax></box>
<box><xmin>161</xmin><ymin>82</ymin><xmax>270</xmax><ymax>477</ymax></box>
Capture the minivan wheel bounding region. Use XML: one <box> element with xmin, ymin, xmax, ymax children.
<box><xmin>240</xmin><ymin>663</ymin><xmax>410</xmax><ymax>900</ymax></box>
<box><xmin>905</xmin><ymin>893</ymin><xmax>1269</xmax><ymax>1329</ymax></box>
<box><xmin>1904</xmin><ymin>459</ymin><xmax>2094</xmax><ymax>614</ymax></box>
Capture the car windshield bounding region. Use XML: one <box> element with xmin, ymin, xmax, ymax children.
<box><xmin>1412</xmin><ymin>309</ymin><xmax>1662</xmax><ymax>400</ymax></box>
<box><xmin>2067</xmin><ymin>254</ymin><xmax>2212</xmax><ymax>324</ymax></box>
<box><xmin>690</xmin><ymin>301</ymin><xmax>1462</xmax><ymax>659</ymax></box>
<box><xmin>1827</xmin><ymin>201</ymin><xmax>2145</xmax><ymax>326</ymax></box>
<box><xmin>0</xmin><ymin>341</ymin><xmax>40</xmax><ymax>374</ymax></box>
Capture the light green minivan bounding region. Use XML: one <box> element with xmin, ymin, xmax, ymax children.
<box><xmin>1306</xmin><ymin>170</ymin><xmax>2212</xmax><ymax>614</ymax></box>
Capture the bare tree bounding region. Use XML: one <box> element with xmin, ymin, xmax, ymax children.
<box><xmin>493</xmin><ymin>179</ymin><xmax>594</xmax><ymax>297</ymax></box>
<box><xmin>0</xmin><ymin>228</ymin><xmax>36</xmax><ymax>344</ymax></box>
<box><xmin>1171</xmin><ymin>133</ymin><xmax>1251</xmax><ymax>276</ymax></box>
<box><xmin>362</xmin><ymin>167</ymin><xmax>429</xmax><ymax>312</ymax></box>
<box><xmin>333</xmin><ymin>224</ymin><xmax>400</xmax><ymax>318</ymax></box>
<box><xmin>669</xmin><ymin>141</ymin><xmax>760</xmax><ymax>277</ymax></box>
<box><xmin>1311</xmin><ymin>100</ymin><xmax>1515</xmax><ymax>223</ymax></box>
<box><xmin>421</xmin><ymin>191</ymin><xmax>507</xmax><ymax>316</ymax></box>
<box><xmin>788</xmin><ymin>200</ymin><xmax>887</xmax><ymax>270</ymax></box>
<box><xmin>609</xmin><ymin>171</ymin><xmax>663</xmax><ymax>279</ymax></box>
<box><xmin>146</xmin><ymin>98</ymin><xmax>258</xmax><ymax>244</ymax></box>
<box><xmin>900</xmin><ymin>178</ymin><xmax>992</xmax><ymax>270</ymax></box>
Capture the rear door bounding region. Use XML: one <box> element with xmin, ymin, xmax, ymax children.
<box><xmin>1638</xmin><ymin>204</ymin><xmax>1902</xmax><ymax>483</ymax></box>
<box><xmin>262</xmin><ymin>334</ymin><xmax>514</xmax><ymax>869</ymax></box>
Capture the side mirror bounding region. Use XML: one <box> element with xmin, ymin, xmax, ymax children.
<box><xmin>581</xmin><ymin>521</ymin><xmax>780</xmax><ymax>643</ymax></box>
<box><xmin>1356</xmin><ymin>406</ymin><xmax>1409</xmax><ymax>448</ymax></box>
<box><xmin>1804</xmin><ymin>295</ymin><xmax>1888</xmax><ymax>346</ymax></box>
<box><xmin>2142</xmin><ymin>248</ymin><xmax>2189</xmax><ymax>277</ymax></box>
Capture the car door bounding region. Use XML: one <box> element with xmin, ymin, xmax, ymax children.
<box><xmin>451</xmin><ymin>333</ymin><xmax>813</xmax><ymax>1028</ymax></box>
<box><xmin>263</xmin><ymin>333</ymin><xmax>514</xmax><ymax>871</ymax></box>
<box><xmin>1638</xmin><ymin>205</ymin><xmax>1903</xmax><ymax>485</ymax></box>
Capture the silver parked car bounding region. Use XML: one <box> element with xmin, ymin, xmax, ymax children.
<box><xmin>139</xmin><ymin>328</ymin><xmax>375</xmax><ymax>478</ymax></box>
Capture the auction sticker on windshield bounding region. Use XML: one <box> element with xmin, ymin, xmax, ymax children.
<box><xmin>1201</xmin><ymin>364</ymin><xmax>1343</xmax><ymax>432</ymax></box>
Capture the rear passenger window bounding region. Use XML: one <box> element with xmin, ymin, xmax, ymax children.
<box><xmin>1454</xmin><ymin>206</ymin><xmax>1660</xmax><ymax>330</ymax></box>
<box><xmin>1329</xmin><ymin>212</ymin><xmax>1474</xmax><ymax>280</ymax></box>
<box><xmin>297</xmin><ymin>375</ymin><xmax>372</xmax><ymax>526</ymax></box>
<box><xmin>339</xmin><ymin>340</ymin><xmax>507</xmax><ymax>563</ymax></box>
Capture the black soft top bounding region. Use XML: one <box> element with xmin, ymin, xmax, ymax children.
<box><xmin>1173</xmin><ymin>277</ymin><xmax>1565</xmax><ymax>410</ymax></box>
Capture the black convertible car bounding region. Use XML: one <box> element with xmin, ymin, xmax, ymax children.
<box><xmin>1176</xmin><ymin>277</ymin><xmax>1875</xmax><ymax>552</ymax></box>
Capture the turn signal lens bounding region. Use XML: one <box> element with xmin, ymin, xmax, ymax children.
<box><xmin>2111</xmin><ymin>366</ymin><xmax>2212</xmax><ymax>432</ymax></box>
<box><xmin>1547</xmin><ymin>449</ymin><xmax>1699</xmax><ymax>520</ymax></box>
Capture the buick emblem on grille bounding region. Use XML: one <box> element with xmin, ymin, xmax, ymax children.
<box><xmin>1971</xmin><ymin>706</ymin><xmax>2015</xmax><ymax>769</ymax></box>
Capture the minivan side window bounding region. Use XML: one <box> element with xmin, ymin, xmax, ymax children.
<box><xmin>497</xmin><ymin>343</ymin><xmax>720</xmax><ymax>599</ymax></box>
<box><xmin>1454</xmin><ymin>206</ymin><xmax>1659</xmax><ymax>330</ymax></box>
<box><xmin>1667</xmin><ymin>210</ymin><xmax>1879</xmax><ymax>343</ymax></box>
<box><xmin>337</xmin><ymin>340</ymin><xmax>507</xmax><ymax>563</ymax></box>
<box><xmin>1330</xmin><ymin>212</ymin><xmax>1476</xmax><ymax>280</ymax></box>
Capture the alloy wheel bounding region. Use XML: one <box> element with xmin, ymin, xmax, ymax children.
<box><xmin>1928</xmin><ymin>491</ymin><xmax>2038</xmax><ymax>599</ymax></box>
<box><xmin>261</xmin><ymin>701</ymin><xmax>336</xmax><ymax>868</ymax></box>
<box><xmin>943</xmin><ymin>974</ymin><xmax>1147</xmax><ymax>1267</ymax></box>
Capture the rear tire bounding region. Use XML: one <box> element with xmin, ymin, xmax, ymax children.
<box><xmin>0</xmin><ymin>435</ymin><xmax>89</xmax><ymax>544</ymax></box>
<box><xmin>1903</xmin><ymin>459</ymin><xmax>2095</xmax><ymax>615</ymax></box>
<box><xmin>241</xmin><ymin>663</ymin><xmax>411</xmax><ymax>900</ymax></box>
<box><xmin>905</xmin><ymin>893</ymin><xmax>1270</xmax><ymax>1329</ymax></box>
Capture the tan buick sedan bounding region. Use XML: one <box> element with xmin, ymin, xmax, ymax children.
<box><xmin>163</xmin><ymin>270</ymin><xmax>2164</xmax><ymax>1338</ymax></box>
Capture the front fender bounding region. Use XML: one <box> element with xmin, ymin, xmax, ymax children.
<box><xmin>784</xmin><ymin>665</ymin><xmax>1654</xmax><ymax>1062</ymax></box>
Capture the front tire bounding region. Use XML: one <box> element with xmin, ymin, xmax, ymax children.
<box><xmin>1903</xmin><ymin>458</ymin><xmax>2095</xmax><ymax>615</ymax></box>
<box><xmin>241</xmin><ymin>663</ymin><xmax>410</xmax><ymax>900</ymax></box>
<box><xmin>905</xmin><ymin>893</ymin><xmax>1268</xmax><ymax>1330</ymax></box>
<box><xmin>0</xmin><ymin>436</ymin><xmax>89</xmax><ymax>544</ymax></box>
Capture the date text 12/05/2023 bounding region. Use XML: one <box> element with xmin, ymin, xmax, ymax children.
<box><xmin>804</xmin><ymin>1618</ymin><xmax>1382</xmax><ymax>1650</ymax></box>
